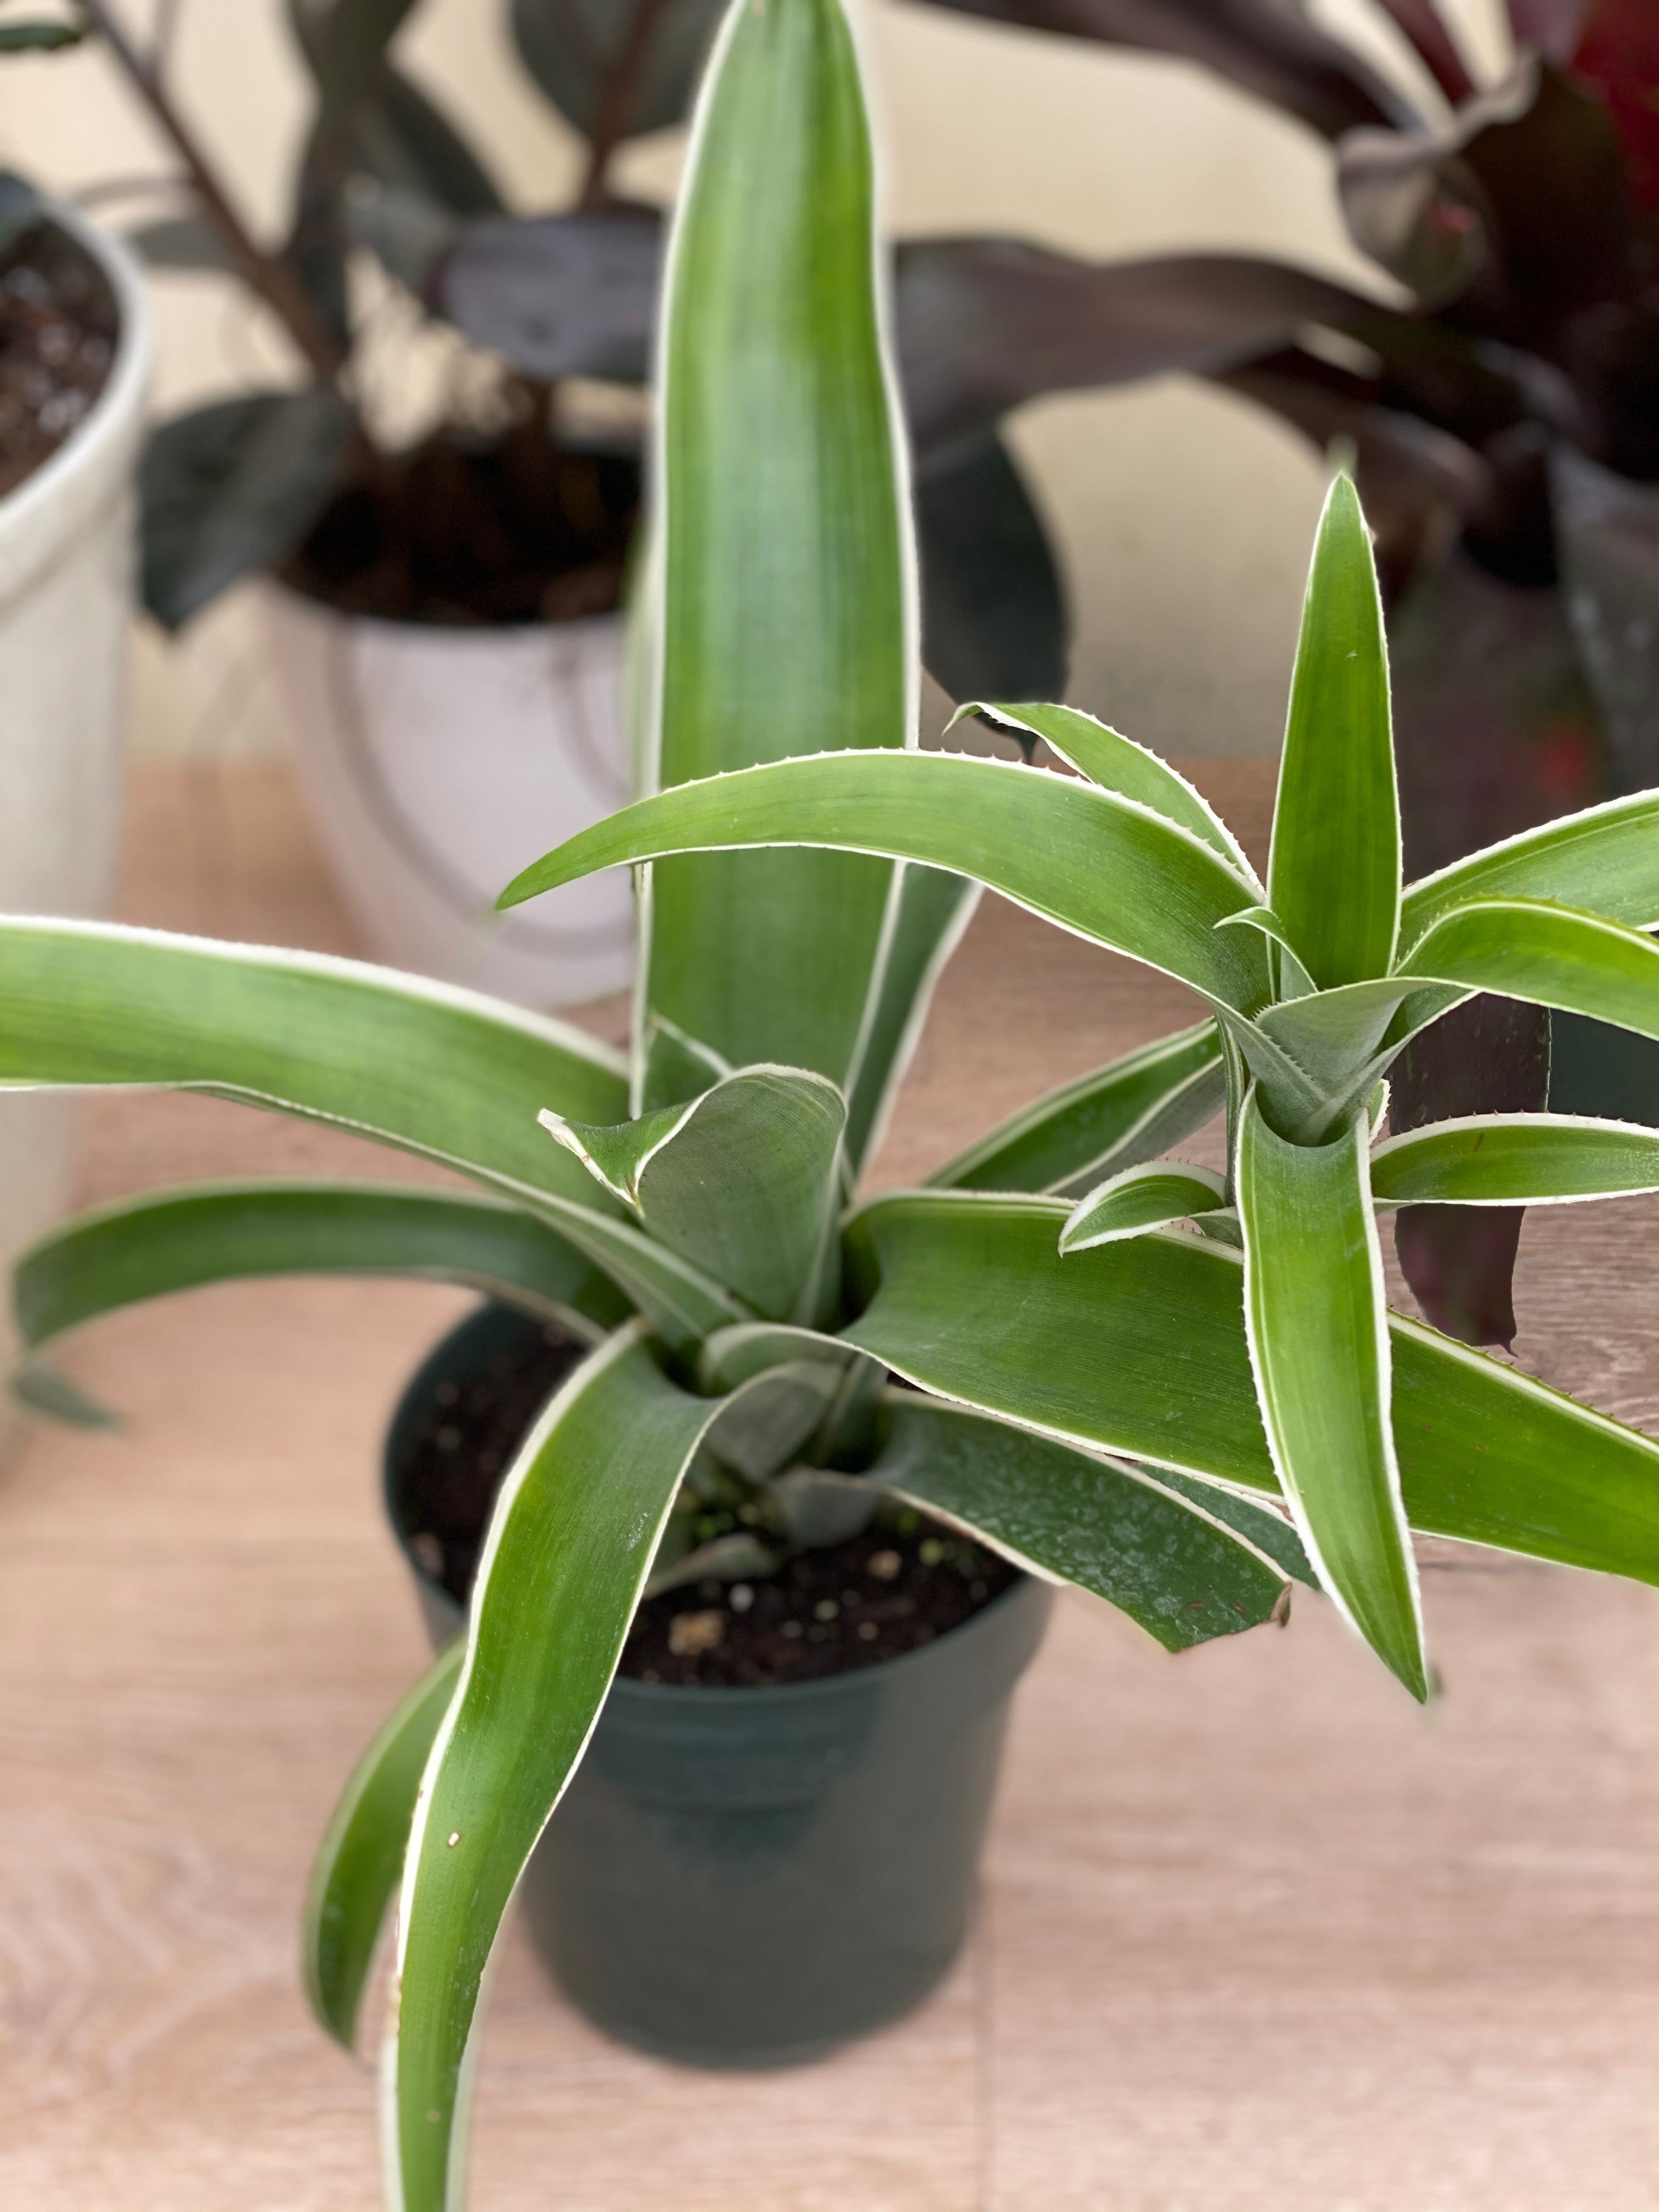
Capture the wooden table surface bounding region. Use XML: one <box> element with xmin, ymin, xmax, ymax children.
<box><xmin>6</xmin><ymin>760</ymin><xmax>1659</xmax><ymax>2211</ymax></box>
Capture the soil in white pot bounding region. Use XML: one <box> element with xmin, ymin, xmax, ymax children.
<box><xmin>280</xmin><ymin>413</ymin><xmax>639</xmax><ymax>628</ymax></box>
<box><xmin>0</xmin><ymin>219</ymin><xmax>117</xmax><ymax>495</ymax></box>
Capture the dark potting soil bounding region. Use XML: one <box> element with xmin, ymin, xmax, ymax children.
<box><xmin>283</xmin><ymin>426</ymin><xmax>639</xmax><ymax>627</ymax></box>
<box><xmin>0</xmin><ymin>222</ymin><xmax>117</xmax><ymax>500</ymax></box>
<box><xmin>393</xmin><ymin>1321</ymin><xmax>1020</xmax><ymax>1689</ymax></box>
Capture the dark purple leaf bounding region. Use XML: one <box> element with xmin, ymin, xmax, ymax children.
<box><xmin>1389</xmin><ymin>995</ymin><xmax>1552</xmax><ymax>1347</ymax></box>
<box><xmin>1385</xmin><ymin>549</ymin><xmax>1605</xmax><ymax>1342</ymax></box>
<box><xmin>915</xmin><ymin>428</ymin><xmax>1068</xmax><ymax>710</ymax></box>
<box><xmin>1335</xmin><ymin>65</ymin><xmax>1539</xmax><ymax>302</ymax></box>
<box><xmin>906</xmin><ymin>0</ymin><xmax>1415</xmax><ymax>138</ymax></box>
<box><xmin>1506</xmin><ymin>0</ymin><xmax>1592</xmax><ymax>65</ymax></box>
<box><xmin>1373</xmin><ymin>0</ymin><xmax>1473</xmax><ymax>104</ymax></box>
<box><xmin>894</xmin><ymin>239</ymin><xmax>1393</xmax><ymax>452</ymax></box>
<box><xmin>1552</xmin><ymin>443</ymin><xmax>1659</xmax><ymax>793</ymax></box>
<box><xmin>433</xmin><ymin>206</ymin><xmax>662</xmax><ymax>384</ymax></box>
<box><xmin>511</xmin><ymin>0</ymin><xmax>727</xmax><ymax>145</ymax></box>
<box><xmin>1453</xmin><ymin>61</ymin><xmax>1643</xmax><ymax>354</ymax></box>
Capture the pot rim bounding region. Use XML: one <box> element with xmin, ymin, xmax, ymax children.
<box><xmin>384</xmin><ymin>1300</ymin><xmax>1048</xmax><ymax>1713</ymax></box>
<box><xmin>0</xmin><ymin>199</ymin><xmax>151</xmax><ymax>550</ymax></box>
<box><xmin>263</xmin><ymin>572</ymin><xmax>628</xmax><ymax>646</ymax></box>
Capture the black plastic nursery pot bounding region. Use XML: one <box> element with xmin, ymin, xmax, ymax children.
<box><xmin>386</xmin><ymin>1301</ymin><xmax>1052</xmax><ymax>2069</ymax></box>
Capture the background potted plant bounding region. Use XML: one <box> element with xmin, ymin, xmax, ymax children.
<box><xmin>16</xmin><ymin>1</ymin><xmax>1659</xmax><ymax>2207</ymax></box>
<box><xmin>61</xmin><ymin>0</ymin><xmax>737</xmax><ymax>1008</ymax></box>
<box><xmin>0</xmin><ymin>13</ymin><xmax>150</xmax><ymax>1446</ymax></box>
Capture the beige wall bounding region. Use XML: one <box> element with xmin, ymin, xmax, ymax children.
<box><xmin>1</xmin><ymin>0</ymin><xmax>1510</xmax><ymax>759</ymax></box>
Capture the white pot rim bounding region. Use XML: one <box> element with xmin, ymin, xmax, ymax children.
<box><xmin>264</xmin><ymin>572</ymin><xmax>625</xmax><ymax>648</ymax></box>
<box><xmin>0</xmin><ymin>199</ymin><xmax>151</xmax><ymax>558</ymax></box>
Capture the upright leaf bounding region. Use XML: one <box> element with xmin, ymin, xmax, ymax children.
<box><xmin>1267</xmin><ymin>474</ymin><xmax>1401</xmax><ymax>989</ymax></box>
<box><xmin>843</xmin><ymin>865</ymin><xmax>980</xmax><ymax>1173</ymax></box>
<box><xmin>642</xmin><ymin>0</ymin><xmax>912</xmax><ymax>1088</ymax></box>
<box><xmin>1235</xmin><ymin>1093</ymin><xmax>1427</xmax><ymax>1700</ymax></box>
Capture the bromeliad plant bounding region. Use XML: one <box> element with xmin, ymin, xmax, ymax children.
<box><xmin>510</xmin><ymin>459</ymin><xmax>1659</xmax><ymax>1715</ymax></box>
<box><xmin>13</xmin><ymin>0</ymin><xmax>1659</xmax><ymax>2205</ymax></box>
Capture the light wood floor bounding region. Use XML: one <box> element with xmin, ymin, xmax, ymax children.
<box><xmin>5</xmin><ymin>760</ymin><xmax>1659</xmax><ymax>2210</ymax></box>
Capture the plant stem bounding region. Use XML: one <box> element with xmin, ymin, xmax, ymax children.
<box><xmin>576</xmin><ymin>0</ymin><xmax>673</xmax><ymax>210</ymax></box>
<box><xmin>74</xmin><ymin>0</ymin><xmax>348</xmax><ymax>383</ymax></box>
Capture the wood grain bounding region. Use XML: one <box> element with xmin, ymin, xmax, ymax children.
<box><xmin>4</xmin><ymin>760</ymin><xmax>1659</xmax><ymax>2210</ymax></box>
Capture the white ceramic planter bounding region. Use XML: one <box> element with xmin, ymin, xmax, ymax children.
<box><xmin>0</xmin><ymin>207</ymin><xmax>150</xmax><ymax>1443</ymax></box>
<box><xmin>264</xmin><ymin>589</ymin><xmax>635</xmax><ymax>1008</ymax></box>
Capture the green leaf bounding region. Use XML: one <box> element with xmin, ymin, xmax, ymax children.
<box><xmin>0</xmin><ymin>921</ymin><xmax>748</xmax><ymax>1351</ymax></box>
<box><xmin>914</xmin><ymin>431</ymin><xmax>1068</xmax><ymax>708</ymax></box>
<box><xmin>125</xmin><ymin>211</ymin><xmax>238</xmax><ymax>274</ymax></box>
<box><xmin>500</xmin><ymin>752</ymin><xmax>1273</xmax><ymax>1013</ymax></box>
<box><xmin>303</xmin><ymin>1640</ymin><xmax>463</xmax><ymax>2051</ymax></box>
<box><xmin>1400</xmin><ymin>790</ymin><xmax>1659</xmax><ymax>947</ymax></box>
<box><xmin>357</xmin><ymin>69</ymin><xmax>505</xmax><ymax>217</ymax></box>
<box><xmin>930</xmin><ymin>1019</ymin><xmax>1224</xmax><ymax>1194</ymax></box>
<box><xmin>844</xmin><ymin>864</ymin><xmax>979</xmax><ymax>1174</ymax></box>
<box><xmin>696</xmin><ymin>1317</ymin><xmax>862</xmax><ymax>1392</ymax></box>
<box><xmin>1235</xmin><ymin>1091</ymin><xmax>1426</xmax><ymax>1700</ymax></box>
<box><xmin>1401</xmin><ymin>898</ymin><xmax>1659</xmax><ymax>1041</ymax></box>
<box><xmin>1370</xmin><ymin>1113</ymin><xmax>1659</xmax><ymax>1206</ymax></box>
<box><xmin>0</xmin><ymin>20</ymin><xmax>84</xmax><ymax>50</ymax></box>
<box><xmin>868</xmin><ymin>1393</ymin><xmax>1293</xmax><ymax>1650</ymax></box>
<box><xmin>1266</xmin><ymin>474</ymin><xmax>1400</xmax><ymax>989</ymax></box>
<box><xmin>638</xmin><ymin>1014</ymin><xmax>730</xmax><ymax>1113</ymax></box>
<box><xmin>386</xmin><ymin>1323</ymin><xmax>731</xmax><ymax>2212</ymax></box>
<box><xmin>839</xmin><ymin>1190</ymin><xmax>1659</xmax><ymax>1587</ymax></box>
<box><xmin>140</xmin><ymin>393</ymin><xmax>354</xmax><ymax>629</ymax></box>
<box><xmin>12</xmin><ymin>1182</ymin><xmax>635</xmax><ymax>1365</ymax></box>
<box><xmin>1060</xmin><ymin>1161</ymin><xmax>1229</xmax><ymax>1251</ymax></box>
<box><xmin>964</xmin><ymin>701</ymin><xmax>1259</xmax><ymax>883</ymax></box>
<box><xmin>1214</xmin><ymin>905</ymin><xmax>1317</xmax><ymax>997</ymax></box>
<box><xmin>541</xmin><ymin>1065</ymin><xmax>848</xmax><ymax>1323</ymax></box>
<box><xmin>640</xmin><ymin>0</ymin><xmax>912</xmax><ymax>1094</ymax></box>
<box><xmin>0</xmin><ymin>920</ymin><xmax>625</xmax><ymax>1194</ymax></box>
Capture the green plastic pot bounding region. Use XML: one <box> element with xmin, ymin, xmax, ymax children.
<box><xmin>386</xmin><ymin>1301</ymin><xmax>1053</xmax><ymax>2067</ymax></box>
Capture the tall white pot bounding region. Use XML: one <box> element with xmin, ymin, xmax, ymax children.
<box><xmin>264</xmin><ymin>589</ymin><xmax>635</xmax><ymax>1009</ymax></box>
<box><xmin>0</xmin><ymin>208</ymin><xmax>150</xmax><ymax>1444</ymax></box>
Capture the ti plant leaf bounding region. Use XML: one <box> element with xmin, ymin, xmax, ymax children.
<box><xmin>1236</xmin><ymin>1092</ymin><xmax>1427</xmax><ymax>1701</ymax></box>
<box><xmin>1266</xmin><ymin>473</ymin><xmax>1401</xmax><ymax>991</ymax></box>
<box><xmin>140</xmin><ymin>392</ymin><xmax>354</xmax><ymax>629</ymax></box>
<box><xmin>303</xmin><ymin>1639</ymin><xmax>464</xmax><ymax>2051</ymax></box>
<box><xmin>541</xmin><ymin>1065</ymin><xmax>847</xmax><ymax>1323</ymax></box>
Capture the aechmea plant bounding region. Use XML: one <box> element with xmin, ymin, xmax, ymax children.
<box><xmin>509</xmin><ymin>449</ymin><xmax>1659</xmax><ymax>1712</ymax></box>
<box><xmin>11</xmin><ymin>3</ymin><xmax>1659</xmax><ymax>2208</ymax></box>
